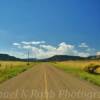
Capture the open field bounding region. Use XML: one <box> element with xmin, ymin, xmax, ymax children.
<box><xmin>0</xmin><ymin>61</ymin><xmax>37</xmax><ymax>83</ymax></box>
<box><xmin>52</xmin><ymin>60</ymin><xmax>100</xmax><ymax>86</ymax></box>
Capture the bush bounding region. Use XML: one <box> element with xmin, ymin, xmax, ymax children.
<box><xmin>84</xmin><ymin>64</ymin><xmax>100</xmax><ymax>74</ymax></box>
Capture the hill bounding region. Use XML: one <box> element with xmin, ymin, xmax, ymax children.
<box><xmin>0</xmin><ymin>54</ymin><xmax>21</xmax><ymax>61</ymax></box>
<box><xmin>0</xmin><ymin>54</ymin><xmax>37</xmax><ymax>61</ymax></box>
<box><xmin>87</xmin><ymin>55</ymin><xmax>100</xmax><ymax>60</ymax></box>
<box><xmin>0</xmin><ymin>54</ymin><xmax>100</xmax><ymax>61</ymax></box>
<box><xmin>39</xmin><ymin>55</ymin><xmax>85</xmax><ymax>61</ymax></box>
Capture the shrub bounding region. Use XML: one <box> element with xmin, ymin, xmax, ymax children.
<box><xmin>84</xmin><ymin>63</ymin><xmax>100</xmax><ymax>74</ymax></box>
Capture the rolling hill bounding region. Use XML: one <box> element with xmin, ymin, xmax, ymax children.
<box><xmin>0</xmin><ymin>54</ymin><xmax>21</xmax><ymax>61</ymax></box>
<box><xmin>0</xmin><ymin>54</ymin><xmax>99</xmax><ymax>61</ymax></box>
<box><xmin>0</xmin><ymin>54</ymin><xmax>37</xmax><ymax>61</ymax></box>
<box><xmin>39</xmin><ymin>55</ymin><xmax>85</xmax><ymax>61</ymax></box>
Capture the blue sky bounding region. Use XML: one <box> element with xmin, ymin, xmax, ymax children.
<box><xmin>0</xmin><ymin>0</ymin><xmax>100</xmax><ymax>58</ymax></box>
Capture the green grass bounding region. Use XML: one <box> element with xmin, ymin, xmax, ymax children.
<box><xmin>0</xmin><ymin>62</ymin><xmax>37</xmax><ymax>83</ymax></box>
<box><xmin>52</xmin><ymin>62</ymin><xmax>100</xmax><ymax>86</ymax></box>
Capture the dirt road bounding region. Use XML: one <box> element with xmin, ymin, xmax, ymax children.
<box><xmin>0</xmin><ymin>63</ymin><xmax>100</xmax><ymax>100</ymax></box>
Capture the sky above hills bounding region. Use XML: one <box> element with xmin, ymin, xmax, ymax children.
<box><xmin>0</xmin><ymin>0</ymin><xmax>100</xmax><ymax>58</ymax></box>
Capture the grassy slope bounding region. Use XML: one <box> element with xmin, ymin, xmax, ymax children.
<box><xmin>0</xmin><ymin>61</ymin><xmax>37</xmax><ymax>83</ymax></box>
<box><xmin>52</xmin><ymin>61</ymin><xmax>100</xmax><ymax>86</ymax></box>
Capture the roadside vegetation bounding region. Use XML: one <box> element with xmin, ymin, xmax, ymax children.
<box><xmin>52</xmin><ymin>60</ymin><xmax>100</xmax><ymax>86</ymax></box>
<box><xmin>0</xmin><ymin>61</ymin><xmax>37</xmax><ymax>83</ymax></box>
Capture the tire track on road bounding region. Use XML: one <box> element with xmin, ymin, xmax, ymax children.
<box><xmin>44</xmin><ymin>70</ymin><xmax>49</xmax><ymax>100</ymax></box>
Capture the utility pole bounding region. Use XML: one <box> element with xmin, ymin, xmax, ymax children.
<box><xmin>27</xmin><ymin>50</ymin><xmax>30</xmax><ymax>65</ymax></box>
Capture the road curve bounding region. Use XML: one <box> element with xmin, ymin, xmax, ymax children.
<box><xmin>0</xmin><ymin>63</ymin><xmax>100</xmax><ymax>100</ymax></box>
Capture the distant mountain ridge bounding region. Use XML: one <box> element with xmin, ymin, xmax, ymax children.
<box><xmin>0</xmin><ymin>54</ymin><xmax>37</xmax><ymax>61</ymax></box>
<box><xmin>39</xmin><ymin>55</ymin><xmax>85</xmax><ymax>61</ymax></box>
<box><xmin>87</xmin><ymin>55</ymin><xmax>100</xmax><ymax>60</ymax></box>
<box><xmin>0</xmin><ymin>54</ymin><xmax>100</xmax><ymax>61</ymax></box>
<box><xmin>0</xmin><ymin>54</ymin><xmax>21</xmax><ymax>61</ymax></box>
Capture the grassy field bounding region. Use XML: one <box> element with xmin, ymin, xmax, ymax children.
<box><xmin>52</xmin><ymin>60</ymin><xmax>100</xmax><ymax>86</ymax></box>
<box><xmin>0</xmin><ymin>61</ymin><xmax>37</xmax><ymax>83</ymax></box>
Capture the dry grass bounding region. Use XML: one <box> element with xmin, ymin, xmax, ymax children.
<box><xmin>0</xmin><ymin>61</ymin><xmax>27</xmax><ymax>68</ymax></box>
<box><xmin>56</xmin><ymin>60</ymin><xmax>100</xmax><ymax>70</ymax></box>
<box><xmin>52</xmin><ymin>60</ymin><xmax>100</xmax><ymax>86</ymax></box>
<box><xmin>0</xmin><ymin>61</ymin><xmax>37</xmax><ymax>83</ymax></box>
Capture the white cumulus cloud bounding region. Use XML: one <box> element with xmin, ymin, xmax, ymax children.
<box><xmin>12</xmin><ymin>41</ymin><xmax>95</xmax><ymax>59</ymax></box>
<box><xmin>21</xmin><ymin>41</ymin><xmax>46</xmax><ymax>45</ymax></box>
<box><xmin>13</xmin><ymin>43</ymin><xmax>21</xmax><ymax>48</ymax></box>
<box><xmin>79</xmin><ymin>43</ymin><xmax>88</xmax><ymax>48</ymax></box>
<box><xmin>13</xmin><ymin>43</ymin><xmax>20</xmax><ymax>46</ymax></box>
<box><xmin>96</xmin><ymin>52</ymin><xmax>100</xmax><ymax>56</ymax></box>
